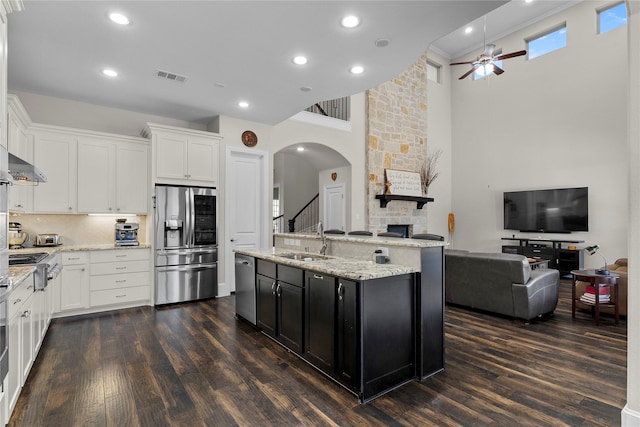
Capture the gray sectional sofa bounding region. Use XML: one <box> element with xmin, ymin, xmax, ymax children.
<box><xmin>445</xmin><ymin>250</ymin><xmax>560</xmax><ymax>321</ymax></box>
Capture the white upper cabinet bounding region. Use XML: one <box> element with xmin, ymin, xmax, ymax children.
<box><xmin>77</xmin><ymin>137</ymin><xmax>149</xmax><ymax>214</ymax></box>
<box><xmin>30</xmin><ymin>123</ymin><xmax>149</xmax><ymax>215</ymax></box>
<box><xmin>32</xmin><ymin>127</ymin><xmax>78</xmax><ymax>213</ymax></box>
<box><xmin>115</xmin><ymin>143</ymin><xmax>149</xmax><ymax>213</ymax></box>
<box><xmin>145</xmin><ymin>123</ymin><xmax>221</xmax><ymax>186</ymax></box>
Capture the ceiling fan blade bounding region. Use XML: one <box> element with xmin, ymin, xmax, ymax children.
<box><xmin>450</xmin><ymin>60</ymin><xmax>474</xmax><ymax>66</ymax></box>
<box><xmin>458</xmin><ymin>68</ymin><xmax>476</xmax><ymax>80</ymax></box>
<box><xmin>494</xmin><ymin>50</ymin><xmax>527</xmax><ymax>61</ymax></box>
<box><xmin>492</xmin><ymin>64</ymin><xmax>505</xmax><ymax>75</ymax></box>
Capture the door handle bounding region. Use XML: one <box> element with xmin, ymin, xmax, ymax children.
<box><xmin>230</xmin><ymin>239</ymin><xmax>235</xmax><ymax>242</ymax></box>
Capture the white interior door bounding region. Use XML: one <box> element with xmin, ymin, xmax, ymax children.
<box><xmin>324</xmin><ymin>183</ymin><xmax>345</xmax><ymax>231</ymax></box>
<box><xmin>224</xmin><ymin>146</ymin><xmax>269</xmax><ymax>295</ymax></box>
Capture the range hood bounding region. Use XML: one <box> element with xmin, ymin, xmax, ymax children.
<box><xmin>8</xmin><ymin>152</ymin><xmax>47</xmax><ymax>183</ymax></box>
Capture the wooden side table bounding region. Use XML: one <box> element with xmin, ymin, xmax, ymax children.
<box><xmin>571</xmin><ymin>270</ymin><xmax>620</xmax><ymax>325</ymax></box>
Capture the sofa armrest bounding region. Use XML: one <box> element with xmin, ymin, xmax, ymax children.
<box><xmin>512</xmin><ymin>269</ymin><xmax>560</xmax><ymax>320</ymax></box>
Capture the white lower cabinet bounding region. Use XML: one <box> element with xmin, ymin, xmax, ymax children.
<box><xmin>57</xmin><ymin>252</ymin><xmax>90</xmax><ymax>313</ymax></box>
<box><xmin>55</xmin><ymin>249</ymin><xmax>151</xmax><ymax>317</ymax></box>
<box><xmin>90</xmin><ymin>249</ymin><xmax>150</xmax><ymax>307</ymax></box>
<box><xmin>7</xmin><ymin>273</ymin><xmax>36</xmax><ymax>418</ymax></box>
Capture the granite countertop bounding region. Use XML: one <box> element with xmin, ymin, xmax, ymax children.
<box><xmin>9</xmin><ymin>243</ymin><xmax>151</xmax><ymax>255</ymax></box>
<box><xmin>9</xmin><ymin>265</ymin><xmax>36</xmax><ymax>289</ymax></box>
<box><xmin>274</xmin><ymin>232</ymin><xmax>446</xmax><ymax>248</ymax></box>
<box><xmin>235</xmin><ymin>248</ymin><xmax>417</xmax><ymax>281</ymax></box>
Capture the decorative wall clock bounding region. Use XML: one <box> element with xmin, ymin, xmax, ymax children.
<box><xmin>241</xmin><ymin>130</ymin><xmax>258</xmax><ymax>147</ymax></box>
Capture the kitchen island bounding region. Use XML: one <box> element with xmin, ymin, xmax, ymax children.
<box><xmin>235</xmin><ymin>234</ymin><xmax>445</xmax><ymax>402</ymax></box>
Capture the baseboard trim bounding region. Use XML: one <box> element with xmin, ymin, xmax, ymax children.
<box><xmin>217</xmin><ymin>281</ymin><xmax>231</xmax><ymax>297</ymax></box>
<box><xmin>622</xmin><ymin>404</ymin><xmax>640</xmax><ymax>426</ymax></box>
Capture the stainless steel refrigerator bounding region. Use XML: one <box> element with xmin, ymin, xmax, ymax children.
<box><xmin>154</xmin><ymin>184</ymin><xmax>217</xmax><ymax>305</ymax></box>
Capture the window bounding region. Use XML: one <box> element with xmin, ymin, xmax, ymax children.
<box><xmin>426</xmin><ymin>60</ymin><xmax>440</xmax><ymax>83</ymax></box>
<box><xmin>527</xmin><ymin>24</ymin><xmax>567</xmax><ymax>60</ymax></box>
<box><xmin>598</xmin><ymin>2</ymin><xmax>627</xmax><ymax>34</ymax></box>
<box><xmin>272</xmin><ymin>186</ymin><xmax>281</xmax><ymax>233</ymax></box>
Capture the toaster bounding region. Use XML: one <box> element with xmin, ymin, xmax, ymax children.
<box><xmin>35</xmin><ymin>234</ymin><xmax>61</xmax><ymax>247</ymax></box>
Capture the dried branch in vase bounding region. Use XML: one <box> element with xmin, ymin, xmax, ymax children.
<box><xmin>420</xmin><ymin>149</ymin><xmax>442</xmax><ymax>195</ymax></box>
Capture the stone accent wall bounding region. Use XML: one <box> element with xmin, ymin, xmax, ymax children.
<box><xmin>367</xmin><ymin>51</ymin><xmax>429</xmax><ymax>234</ymax></box>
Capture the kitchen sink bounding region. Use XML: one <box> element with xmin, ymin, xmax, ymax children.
<box><xmin>278</xmin><ymin>252</ymin><xmax>332</xmax><ymax>262</ymax></box>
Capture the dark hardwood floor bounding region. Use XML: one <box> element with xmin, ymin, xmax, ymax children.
<box><xmin>10</xmin><ymin>280</ymin><xmax>626</xmax><ymax>426</ymax></box>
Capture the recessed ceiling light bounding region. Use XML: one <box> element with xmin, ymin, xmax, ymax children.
<box><xmin>341</xmin><ymin>15</ymin><xmax>360</xmax><ymax>28</ymax></box>
<box><xmin>525</xmin><ymin>0</ymin><xmax>534</xmax><ymax>3</ymax></box>
<box><xmin>464</xmin><ymin>26</ymin><xmax>473</xmax><ymax>34</ymax></box>
<box><xmin>374</xmin><ymin>38</ymin><xmax>390</xmax><ymax>48</ymax></box>
<box><xmin>213</xmin><ymin>82</ymin><xmax>225</xmax><ymax>88</ymax></box>
<box><xmin>102</xmin><ymin>69</ymin><xmax>118</xmax><ymax>77</ymax></box>
<box><xmin>108</xmin><ymin>13</ymin><xmax>130</xmax><ymax>25</ymax></box>
<box><xmin>350</xmin><ymin>65</ymin><xmax>364</xmax><ymax>74</ymax></box>
<box><xmin>292</xmin><ymin>56</ymin><xmax>308</xmax><ymax>65</ymax></box>
<box><xmin>300</xmin><ymin>86</ymin><xmax>312</xmax><ymax>92</ymax></box>
<box><xmin>297</xmin><ymin>147</ymin><xmax>305</xmax><ymax>152</ymax></box>
<box><xmin>238</xmin><ymin>101</ymin><xmax>249</xmax><ymax>108</ymax></box>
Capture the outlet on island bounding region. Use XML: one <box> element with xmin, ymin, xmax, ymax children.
<box><xmin>376</xmin><ymin>247</ymin><xmax>389</xmax><ymax>257</ymax></box>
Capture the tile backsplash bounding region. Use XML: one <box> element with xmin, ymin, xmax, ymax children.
<box><xmin>9</xmin><ymin>213</ymin><xmax>148</xmax><ymax>247</ymax></box>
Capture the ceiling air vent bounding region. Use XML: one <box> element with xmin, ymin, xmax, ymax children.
<box><xmin>155</xmin><ymin>69</ymin><xmax>187</xmax><ymax>83</ymax></box>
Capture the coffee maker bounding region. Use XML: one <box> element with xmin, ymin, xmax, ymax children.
<box><xmin>115</xmin><ymin>220</ymin><xmax>139</xmax><ymax>246</ymax></box>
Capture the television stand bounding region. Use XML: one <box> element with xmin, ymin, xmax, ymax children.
<box><xmin>501</xmin><ymin>237</ymin><xmax>584</xmax><ymax>277</ymax></box>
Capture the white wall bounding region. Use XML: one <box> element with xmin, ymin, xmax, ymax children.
<box><xmin>450</xmin><ymin>0</ymin><xmax>628</xmax><ymax>267</ymax></box>
<box><xmin>11</xmin><ymin>90</ymin><xmax>205</xmax><ymax>137</ymax></box>
<box><xmin>271</xmin><ymin>92</ymin><xmax>367</xmax><ymax>231</ymax></box>
<box><xmin>624</xmin><ymin>2</ymin><xmax>640</xmax><ymax>424</ymax></box>
<box><xmin>426</xmin><ymin>49</ymin><xmax>454</xmax><ymax>242</ymax></box>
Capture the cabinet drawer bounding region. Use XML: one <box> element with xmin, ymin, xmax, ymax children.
<box><xmin>91</xmin><ymin>249</ymin><xmax>150</xmax><ymax>263</ymax></box>
<box><xmin>8</xmin><ymin>277</ymin><xmax>34</xmax><ymax>319</ymax></box>
<box><xmin>278</xmin><ymin>265</ymin><xmax>303</xmax><ymax>287</ymax></box>
<box><xmin>257</xmin><ymin>259</ymin><xmax>276</xmax><ymax>279</ymax></box>
<box><xmin>61</xmin><ymin>252</ymin><xmax>89</xmax><ymax>265</ymax></box>
<box><xmin>90</xmin><ymin>285</ymin><xmax>149</xmax><ymax>307</ymax></box>
<box><xmin>90</xmin><ymin>260</ymin><xmax>149</xmax><ymax>276</ymax></box>
<box><xmin>90</xmin><ymin>271</ymin><xmax>150</xmax><ymax>291</ymax></box>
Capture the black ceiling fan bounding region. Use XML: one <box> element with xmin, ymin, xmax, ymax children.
<box><xmin>450</xmin><ymin>43</ymin><xmax>527</xmax><ymax>80</ymax></box>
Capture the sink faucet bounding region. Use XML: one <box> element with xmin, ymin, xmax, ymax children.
<box><xmin>317</xmin><ymin>221</ymin><xmax>327</xmax><ymax>255</ymax></box>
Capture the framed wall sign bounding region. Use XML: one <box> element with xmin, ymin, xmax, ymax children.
<box><xmin>384</xmin><ymin>169</ymin><xmax>422</xmax><ymax>196</ymax></box>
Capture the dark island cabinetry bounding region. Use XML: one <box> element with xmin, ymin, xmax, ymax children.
<box><xmin>255</xmin><ymin>260</ymin><xmax>304</xmax><ymax>354</ymax></box>
<box><xmin>303</xmin><ymin>271</ymin><xmax>415</xmax><ymax>402</ymax></box>
<box><xmin>241</xmin><ymin>245</ymin><xmax>445</xmax><ymax>403</ymax></box>
<box><xmin>304</xmin><ymin>272</ymin><xmax>336</xmax><ymax>373</ymax></box>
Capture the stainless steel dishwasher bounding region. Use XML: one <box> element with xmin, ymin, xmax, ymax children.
<box><xmin>235</xmin><ymin>254</ymin><xmax>256</xmax><ymax>324</ymax></box>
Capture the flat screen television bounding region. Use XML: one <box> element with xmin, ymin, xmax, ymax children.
<box><xmin>503</xmin><ymin>187</ymin><xmax>588</xmax><ymax>233</ymax></box>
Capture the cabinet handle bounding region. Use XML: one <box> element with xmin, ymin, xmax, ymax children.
<box><xmin>68</xmin><ymin>207</ymin><xmax>72</xmax><ymax>210</ymax></box>
<box><xmin>314</xmin><ymin>274</ymin><xmax>324</xmax><ymax>280</ymax></box>
<box><xmin>22</xmin><ymin>310</ymin><xmax>31</xmax><ymax>318</ymax></box>
<box><xmin>116</xmin><ymin>255</ymin><xmax>127</xmax><ymax>258</ymax></box>
<box><xmin>115</xmin><ymin>294</ymin><xmax>127</xmax><ymax>298</ymax></box>
<box><xmin>271</xmin><ymin>282</ymin><xmax>276</xmax><ymax>295</ymax></box>
<box><xmin>116</xmin><ymin>267</ymin><xmax>127</xmax><ymax>270</ymax></box>
<box><xmin>115</xmin><ymin>280</ymin><xmax>127</xmax><ymax>283</ymax></box>
<box><xmin>108</xmin><ymin>207</ymin><xmax>113</xmax><ymax>211</ymax></box>
<box><xmin>276</xmin><ymin>284</ymin><xmax>281</xmax><ymax>296</ymax></box>
<box><xmin>13</xmin><ymin>298</ymin><xmax>21</xmax><ymax>305</ymax></box>
<box><xmin>15</xmin><ymin>204</ymin><xmax>22</xmax><ymax>208</ymax></box>
<box><xmin>68</xmin><ymin>257</ymin><xmax>81</xmax><ymax>260</ymax></box>
<box><xmin>338</xmin><ymin>282</ymin><xmax>343</xmax><ymax>300</ymax></box>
